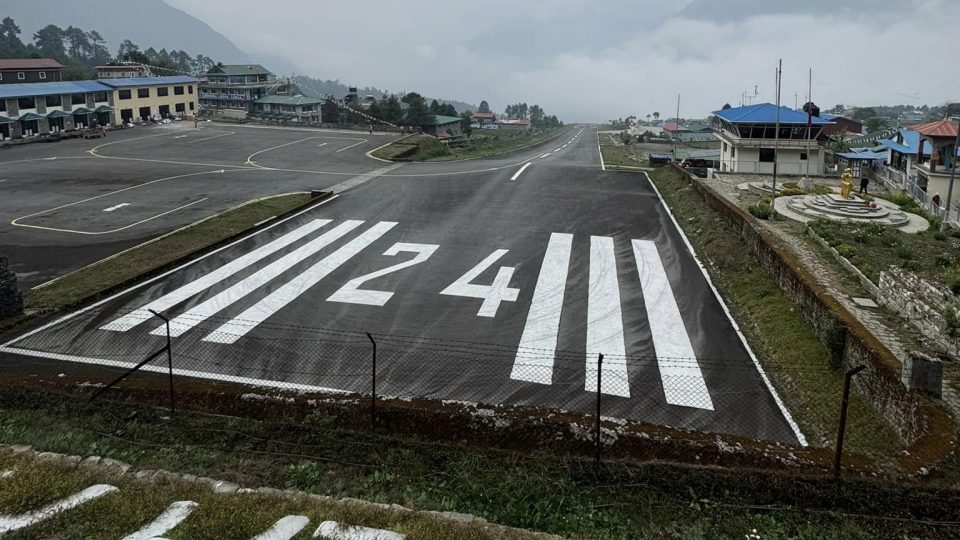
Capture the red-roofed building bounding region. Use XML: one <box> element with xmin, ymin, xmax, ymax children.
<box><xmin>906</xmin><ymin>118</ymin><xmax>959</xmax><ymax>196</ymax></box>
<box><xmin>0</xmin><ymin>59</ymin><xmax>64</xmax><ymax>84</ymax></box>
<box><xmin>496</xmin><ymin>118</ymin><xmax>531</xmax><ymax>131</ymax></box>
<box><xmin>471</xmin><ymin>111</ymin><xmax>496</xmax><ymax>127</ymax></box>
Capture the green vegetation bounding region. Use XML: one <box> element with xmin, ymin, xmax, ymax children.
<box><xmin>25</xmin><ymin>193</ymin><xmax>315</xmax><ymax>311</ymax></box>
<box><xmin>0</xmin><ymin>390</ymin><xmax>952</xmax><ymax>539</ymax></box>
<box><xmin>372</xmin><ymin>127</ymin><xmax>569</xmax><ymax>162</ymax></box>
<box><xmin>809</xmin><ymin>216</ymin><xmax>958</xmax><ymax>286</ymax></box>
<box><xmin>647</xmin><ymin>166</ymin><xmax>901</xmax><ymax>454</ymax></box>
<box><xmin>598</xmin><ymin>134</ymin><xmax>650</xmax><ymax>169</ymax></box>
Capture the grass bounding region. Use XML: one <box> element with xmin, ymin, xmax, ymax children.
<box><xmin>24</xmin><ymin>193</ymin><xmax>316</xmax><ymax>312</ymax></box>
<box><xmin>371</xmin><ymin>127</ymin><xmax>569</xmax><ymax>162</ymax></box>
<box><xmin>0</xmin><ymin>392</ymin><xmax>956</xmax><ymax>539</ymax></box>
<box><xmin>598</xmin><ymin>133</ymin><xmax>652</xmax><ymax>169</ymax></box>
<box><xmin>809</xmin><ymin>216</ymin><xmax>960</xmax><ymax>287</ymax></box>
<box><xmin>646</xmin><ymin>166</ymin><xmax>902</xmax><ymax>454</ymax></box>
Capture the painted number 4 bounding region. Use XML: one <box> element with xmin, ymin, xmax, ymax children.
<box><xmin>441</xmin><ymin>249</ymin><xmax>519</xmax><ymax>317</ymax></box>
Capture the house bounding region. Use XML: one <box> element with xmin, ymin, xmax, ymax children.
<box><xmin>836</xmin><ymin>149</ymin><xmax>886</xmax><ymax>178</ymax></box>
<box><xmin>495</xmin><ymin>118</ymin><xmax>531</xmax><ymax>131</ymax></box>
<box><xmin>424</xmin><ymin>115</ymin><xmax>463</xmax><ymax>138</ymax></box>
<box><xmin>99</xmin><ymin>76</ymin><xmax>199</xmax><ymax>124</ymax></box>
<box><xmin>712</xmin><ymin>103</ymin><xmax>831</xmax><ymax>175</ymax></box>
<box><xmin>199</xmin><ymin>64</ymin><xmax>288</xmax><ymax>116</ymax></box>
<box><xmin>96</xmin><ymin>64</ymin><xmax>153</xmax><ymax>79</ymax></box>
<box><xmin>471</xmin><ymin>111</ymin><xmax>496</xmax><ymax>127</ymax></box>
<box><xmin>818</xmin><ymin>113</ymin><xmax>862</xmax><ymax>136</ymax></box>
<box><xmin>0</xmin><ymin>80</ymin><xmax>112</xmax><ymax>139</ymax></box>
<box><xmin>0</xmin><ymin>59</ymin><xmax>64</xmax><ymax>84</ymax></box>
<box><xmin>253</xmin><ymin>95</ymin><xmax>324</xmax><ymax>123</ymax></box>
<box><xmin>876</xmin><ymin>123</ymin><xmax>960</xmax><ymax>205</ymax></box>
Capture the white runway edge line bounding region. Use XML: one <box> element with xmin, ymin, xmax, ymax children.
<box><xmin>0</xmin><ymin>484</ymin><xmax>118</xmax><ymax>534</ymax></box>
<box><xmin>101</xmin><ymin>219</ymin><xmax>333</xmax><ymax>332</ymax></box>
<box><xmin>252</xmin><ymin>515</ymin><xmax>310</xmax><ymax>540</ymax></box>
<box><xmin>122</xmin><ymin>501</ymin><xmax>198</xmax><ymax>540</ymax></box>
<box><xmin>511</xmin><ymin>233</ymin><xmax>573</xmax><ymax>384</ymax></box>
<box><xmin>597</xmin><ymin>129</ymin><xmax>606</xmax><ymax>171</ymax></box>
<box><xmin>643</xmin><ymin>172</ymin><xmax>807</xmax><ymax>445</ymax></box>
<box><xmin>510</xmin><ymin>162</ymin><xmax>532</xmax><ymax>181</ymax></box>
<box><xmin>585</xmin><ymin>236</ymin><xmax>630</xmax><ymax>397</ymax></box>
<box><xmin>204</xmin><ymin>221</ymin><xmax>398</xmax><ymax>344</ymax></box>
<box><xmin>4</xmin><ymin>195</ymin><xmax>340</xmax><ymax>348</ymax></box>
<box><xmin>154</xmin><ymin>220</ymin><xmax>365</xmax><ymax>337</ymax></box>
<box><xmin>633</xmin><ymin>240</ymin><xmax>713</xmax><ymax>410</ymax></box>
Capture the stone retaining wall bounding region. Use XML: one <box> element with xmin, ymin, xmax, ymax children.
<box><xmin>0</xmin><ymin>256</ymin><xmax>23</xmax><ymax>318</ymax></box>
<box><xmin>878</xmin><ymin>267</ymin><xmax>959</xmax><ymax>355</ymax></box>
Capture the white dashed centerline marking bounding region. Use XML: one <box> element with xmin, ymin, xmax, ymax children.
<box><xmin>102</xmin><ymin>203</ymin><xmax>130</xmax><ymax>212</ymax></box>
<box><xmin>316</xmin><ymin>142</ymin><xmax>328</xmax><ymax>148</ymax></box>
<box><xmin>510</xmin><ymin>163</ymin><xmax>532</xmax><ymax>181</ymax></box>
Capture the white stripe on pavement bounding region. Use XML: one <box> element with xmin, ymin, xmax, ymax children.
<box><xmin>122</xmin><ymin>501</ymin><xmax>198</xmax><ymax>540</ymax></box>
<box><xmin>0</xmin><ymin>484</ymin><xmax>118</xmax><ymax>534</ymax></box>
<box><xmin>316</xmin><ymin>143</ymin><xmax>328</xmax><ymax>148</ymax></box>
<box><xmin>510</xmin><ymin>162</ymin><xmax>532</xmax><ymax>181</ymax></box>
<box><xmin>154</xmin><ymin>220</ymin><xmax>365</xmax><ymax>337</ymax></box>
<box><xmin>251</xmin><ymin>515</ymin><xmax>310</xmax><ymax>540</ymax></box>
<box><xmin>313</xmin><ymin>521</ymin><xmax>406</xmax><ymax>540</ymax></box>
<box><xmin>204</xmin><ymin>221</ymin><xmax>398</xmax><ymax>344</ymax></box>
<box><xmin>584</xmin><ymin>236</ymin><xmax>630</xmax><ymax>397</ymax></box>
<box><xmin>101</xmin><ymin>219</ymin><xmax>332</xmax><ymax>332</ymax></box>
<box><xmin>511</xmin><ymin>233</ymin><xmax>573</xmax><ymax>385</ymax></box>
<box><xmin>633</xmin><ymin>240</ymin><xmax>713</xmax><ymax>410</ymax></box>
<box><xmin>336</xmin><ymin>140</ymin><xmax>367</xmax><ymax>152</ymax></box>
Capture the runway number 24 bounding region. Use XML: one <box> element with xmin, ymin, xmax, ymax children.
<box><xmin>328</xmin><ymin>245</ymin><xmax>519</xmax><ymax>318</ymax></box>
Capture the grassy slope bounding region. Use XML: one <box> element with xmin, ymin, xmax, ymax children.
<box><xmin>646</xmin><ymin>166</ymin><xmax>900</xmax><ymax>454</ymax></box>
<box><xmin>598</xmin><ymin>133</ymin><xmax>650</xmax><ymax>168</ymax></box>
<box><xmin>371</xmin><ymin>128</ymin><xmax>569</xmax><ymax>162</ymax></box>
<box><xmin>26</xmin><ymin>193</ymin><xmax>314</xmax><ymax>311</ymax></box>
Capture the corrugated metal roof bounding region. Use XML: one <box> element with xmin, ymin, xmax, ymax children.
<box><xmin>838</xmin><ymin>150</ymin><xmax>887</xmax><ymax>161</ymax></box>
<box><xmin>909</xmin><ymin>119</ymin><xmax>958</xmax><ymax>138</ymax></box>
<box><xmin>0</xmin><ymin>80</ymin><xmax>111</xmax><ymax>99</ymax></box>
<box><xmin>0</xmin><ymin>58</ymin><xmax>64</xmax><ymax>70</ymax></box>
<box><xmin>256</xmin><ymin>95</ymin><xmax>324</xmax><ymax>106</ymax></box>
<box><xmin>878</xmin><ymin>128</ymin><xmax>960</xmax><ymax>157</ymax></box>
<box><xmin>98</xmin><ymin>76</ymin><xmax>198</xmax><ymax>88</ymax></box>
<box><xmin>206</xmin><ymin>64</ymin><xmax>271</xmax><ymax>76</ymax></box>
<box><xmin>713</xmin><ymin>103</ymin><xmax>832</xmax><ymax>125</ymax></box>
<box><xmin>430</xmin><ymin>115</ymin><xmax>462</xmax><ymax>125</ymax></box>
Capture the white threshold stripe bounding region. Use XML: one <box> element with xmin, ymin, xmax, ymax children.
<box><xmin>154</xmin><ymin>220</ymin><xmax>365</xmax><ymax>337</ymax></box>
<box><xmin>510</xmin><ymin>162</ymin><xmax>532</xmax><ymax>181</ymax></box>
<box><xmin>313</xmin><ymin>521</ymin><xmax>406</xmax><ymax>540</ymax></box>
<box><xmin>204</xmin><ymin>221</ymin><xmax>398</xmax><ymax>344</ymax></box>
<box><xmin>511</xmin><ymin>233</ymin><xmax>573</xmax><ymax>384</ymax></box>
<box><xmin>0</xmin><ymin>484</ymin><xmax>118</xmax><ymax>534</ymax></box>
<box><xmin>336</xmin><ymin>140</ymin><xmax>367</xmax><ymax>152</ymax></box>
<box><xmin>633</xmin><ymin>240</ymin><xmax>713</xmax><ymax>410</ymax></box>
<box><xmin>252</xmin><ymin>515</ymin><xmax>310</xmax><ymax>540</ymax></box>
<box><xmin>585</xmin><ymin>236</ymin><xmax>630</xmax><ymax>397</ymax></box>
<box><xmin>122</xmin><ymin>501</ymin><xmax>198</xmax><ymax>540</ymax></box>
<box><xmin>101</xmin><ymin>219</ymin><xmax>332</xmax><ymax>332</ymax></box>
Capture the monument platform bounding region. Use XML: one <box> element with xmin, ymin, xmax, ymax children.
<box><xmin>774</xmin><ymin>194</ymin><xmax>929</xmax><ymax>233</ymax></box>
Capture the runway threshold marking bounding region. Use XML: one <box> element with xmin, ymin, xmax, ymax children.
<box><xmin>511</xmin><ymin>233</ymin><xmax>573</xmax><ymax>384</ymax></box>
<box><xmin>103</xmin><ymin>203</ymin><xmax>130</xmax><ymax>212</ymax></box>
<box><xmin>633</xmin><ymin>240</ymin><xmax>713</xmax><ymax>410</ymax></box>
<box><xmin>101</xmin><ymin>219</ymin><xmax>333</xmax><ymax>332</ymax></box>
<box><xmin>510</xmin><ymin>163</ymin><xmax>532</xmax><ymax>181</ymax></box>
<box><xmin>585</xmin><ymin>236</ymin><xmax>630</xmax><ymax>397</ymax></box>
<box><xmin>203</xmin><ymin>221</ymin><xmax>398</xmax><ymax>344</ymax></box>
<box><xmin>335</xmin><ymin>140</ymin><xmax>367</xmax><ymax>152</ymax></box>
<box><xmin>0</xmin><ymin>485</ymin><xmax>118</xmax><ymax>534</ymax></box>
<box><xmin>122</xmin><ymin>500</ymin><xmax>197</xmax><ymax>540</ymax></box>
<box><xmin>154</xmin><ymin>220</ymin><xmax>365</xmax><ymax>337</ymax></box>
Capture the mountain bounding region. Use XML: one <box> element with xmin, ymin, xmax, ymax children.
<box><xmin>3</xmin><ymin>0</ymin><xmax>250</xmax><ymax>64</ymax></box>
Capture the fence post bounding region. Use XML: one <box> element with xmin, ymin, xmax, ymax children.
<box><xmin>595</xmin><ymin>353</ymin><xmax>603</xmax><ymax>467</ymax></box>
<box><xmin>366</xmin><ymin>332</ymin><xmax>377</xmax><ymax>428</ymax></box>
<box><xmin>833</xmin><ymin>365</ymin><xmax>866</xmax><ymax>479</ymax></box>
<box><xmin>149</xmin><ymin>309</ymin><xmax>175</xmax><ymax>416</ymax></box>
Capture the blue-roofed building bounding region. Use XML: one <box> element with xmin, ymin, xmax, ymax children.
<box><xmin>836</xmin><ymin>149</ymin><xmax>887</xmax><ymax>178</ymax></box>
<box><xmin>0</xmin><ymin>75</ymin><xmax>201</xmax><ymax>140</ymax></box>
<box><xmin>876</xmin><ymin>123</ymin><xmax>960</xmax><ymax>200</ymax></box>
<box><xmin>712</xmin><ymin>103</ymin><xmax>832</xmax><ymax>175</ymax></box>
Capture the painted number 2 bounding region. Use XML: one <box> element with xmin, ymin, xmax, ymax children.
<box><xmin>441</xmin><ymin>249</ymin><xmax>519</xmax><ymax>317</ymax></box>
<box><xmin>328</xmin><ymin>243</ymin><xmax>439</xmax><ymax>306</ymax></box>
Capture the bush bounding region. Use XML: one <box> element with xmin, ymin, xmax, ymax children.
<box><xmin>748</xmin><ymin>201</ymin><xmax>772</xmax><ymax>220</ymax></box>
<box><xmin>812</xmin><ymin>186</ymin><xmax>834</xmax><ymax>195</ymax></box>
<box><xmin>946</xmin><ymin>308</ymin><xmax>960</xmax><ymax>338</ymax></box>
<box><xmin>903</xmin><ymin>259</ymin><xmax>923</xmax><ymax>271</ymax></box>
<box><xmin>935</xmin><ymin>253</ymin><xmax>955</xmax><ymax>268</ymax></box>
<box><xmin>780</xmin><ymin>188</ymin><xmax>806</xmax><ymax>196</ymax></box>
<box><xmin>836</xmin><ymin>244</ymin><xmax>856</xmax><ymax>258</ymax></box>
<box><xmin>895</xmin><ymin>246</ymin><xmax>915</xmax><ymax>260</ymax></box>
<box><xmin>934</xmin><ymin>231</ymin><xmax>947</xmax><ymax>241</ymax></box>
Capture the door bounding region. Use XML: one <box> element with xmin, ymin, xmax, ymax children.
<box><xmin>139</xmin><ymin>106</ymin><xmax>151</xmax><ymax>121</ymax></box>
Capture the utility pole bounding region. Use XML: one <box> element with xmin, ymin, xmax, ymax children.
<box><xmin>806</xmin><ymin>68</ymin><xmax>813</xmax><ymax>179</ymax></box>
<box><xmin>673</xmin><ymin>93</ymin><xmax>680</xmax><ymax>160</ymax></box>
<box><xmin>771</xmin><ymin>59</ymin><xmax>782</xmax><ymax>215</ymax></box>
<box><xmin>941</xmin><ymin>118</ymin><xmax>960</xmax><ymax>230</ymax></box>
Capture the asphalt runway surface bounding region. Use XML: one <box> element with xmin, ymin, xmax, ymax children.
<box><xmin>0</xmin><ymin>124</ymin><xmax>804</xmax><ymax>444</ymax></box>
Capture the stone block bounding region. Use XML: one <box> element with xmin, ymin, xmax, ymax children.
<box><xmin>902</xmin><ymin>352</ymin><xmax>943</xmax><ymax>398</ymax></box>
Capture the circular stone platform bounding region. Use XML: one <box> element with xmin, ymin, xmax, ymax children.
<box><xmin>773</xmin><ymin>194</ymin><xmax>929</xmax><ymax>233</ymax></box>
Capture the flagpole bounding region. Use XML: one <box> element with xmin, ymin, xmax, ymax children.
<box><xmin>806</xmin><ymin>68</ymin><xmax>813</xmax><ymax>178</ymax></box>
<box><xmin>771</xmin><ymin>59</ymin><xmax>782</xmax><ymax>215</ymax></box>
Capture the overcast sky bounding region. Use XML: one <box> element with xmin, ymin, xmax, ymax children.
<box><xmin>165</xmin><ymin>0</ymin><xmax>960</xmax><ymax>122</ymax></box>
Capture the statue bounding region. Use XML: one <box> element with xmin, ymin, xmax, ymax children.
<box><xmin>840</xmin><ymin>168</ymin><xmax>854</xmax><ymax>199</ymax></box>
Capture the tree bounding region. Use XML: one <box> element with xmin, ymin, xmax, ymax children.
<box><xmin>652</xmin><ymin>112</ymin><xmax>660</xmax><ymax>120</ymax></box>
<box><xmin>321</xmin><ymin>98</ymin><xmax>342</xmax><ymax>124</ymax></box>
<box><xmin>116</xmin><ymin>39</ymin><xmax>140</xmax><ymax>62</ymax></box>
<box><xmin>429</xmin><ymin>99</ymin><xmax>441</xmax><ymax>115</ymax></box>
<box><xmin>402</xmin><ymin>92</ymin><xmax>434</xmax><ymax>127</ymax></box>
<box><xmin>86</xmin><ymin>30</ymin><xmax>106</xmax><ymax>64</ymax></box>
<box><xmin>864</xmin><ymin>117</ymin><xmax>890</xmax><ymax>134</ymax></box>
<box><xmin>529</xmin><ymin>104</ymin><xmax>544</xmax><ymax>127</ymax></box>
<box><xmin>439</xmin><ymin>103</ymin><xmax>457</xmax><ymax>116</ymax></box>
<box><xmin>33</xmin><ymin>24</ymin><xmax>66</xmax><ymax>60</ymax></box>
<box><xmin>379</xmin><ymin>94</ymin><xmax>403</xmax><ymax>125</ymax></box>
<box><xmin>460</xmin><ymin>110</ymin><xmax>473</xmax><ymax>137</ymax></box>
<box><xmin>63</xmin><ymin>26</ymin><xmax>90</xmax><ymax>59</ymax></box>
<box><xmin>478</xmin><ymin>100</ymin><xmax>490</xmax><ymax>114</ymax></box>
<box><xmin>722</xmin><ymin>103</ymin><xmax>732</xmax><ymax>110</ymax></box>
<box><xmin>0</xmin><ymin>17</ymin><xmax>27</xmax><ymax>58</ymax></box>
<box><xmin>851</xmin><ymin>107</ymin><xmax>877</xmax><ymax>121</ymax></box>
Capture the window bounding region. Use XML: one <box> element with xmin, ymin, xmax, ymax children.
<box><xmin>121</xmin><ymin>108</ymin><xmax>133</xmax><ymax>121</ymax></box>
<box><xmin>188</xmin><ymin>85</ymin><xmax>193</xmax><ymax>94</ymax></box>
<box><xmin>721</xmin><ymin>142</ymin><xmax>727</xmax><ymax>153</ymax></box>
<box><xmin>175</xmin><ymin>103</ymin><xmax>185</xmax><ymax>113</ymax></box>
<box><xmin>800</xmin><ymin>152</ymin><xmax>808</xmax><ymax>161</ymax></box>
<box><xmin>759</xmin><ymin>148</ymin><xmax>776</xmax><ymax>162</ymax></box>
<box><xmin>157</xmin><ymin>87</ymin><xmax>169</xmax><ymax>97</ymax></box>
<box><xmin>45</xmin><ymin>95</ymin><xmax>61</xmax><ymax>107</ymax></box>
<box><xmin>39</xmin><ymin>72</ymin><xmax>46</xmax><ymax>80</ymax></box>
<box><xmin>119</xmin><ymin>89</ymin><xmax>132</xmax><ymax>100</ymax></box>
<box><xmin>17</xmin><ymin>72</ymin><xmax>25</xmax><ymax>80</ymax></box>
<box><xmin>17</xmin><ymin>97</ymin><xmax>35</xmax><ymax>110</ymax></box>
<box><xmin>137</xmin><ymin>88</ymin><xmax>150</xmax><ymax>98</ymax></box>
<box><xmin>94</xmin><ymin>91</ymin><xmax>108</xmax><ymax>102</ymax></box>
<box><xmin>71</xmin><ymin>93</ymin><xmax>86</xmax><ymax>105</ymax></box>
<box><xmin>730</xmin><ymin>147</ymin><xmax>736</xmax><ymax>159</ymax></box>
<box><xmin>0</xmin><ymin>100</ymin><xmax>5</xmax><ymax>112</ymax></box>
<box><xmin>189</xmin><ymin>102</ymin><xmax>194</xmax><ymax>111</ymax></box>
<box><xmin>174</xmin><ymin>86</ymin><xmax>184</xmax><ymax>95</ymax></box>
